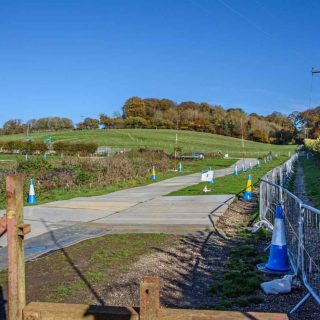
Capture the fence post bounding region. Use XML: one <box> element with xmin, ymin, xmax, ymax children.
<box><xmin>259</xmin><ymin>181</ymin><xmax>263</xmax><ymax>221</ymax></box>
<box><xmin>7</xmin><ymin>175</ymin><xmax>28</xmax><ymax>320</ymax></box>
<box><xmin>140</xmin><ymin>277</ymin><xmax>160</xmax><ymax>320</ymax></box>
<box><xmin>297</xmin><ymin>204</ymin><xmax>304</xmax><ymax>276</ymax></box>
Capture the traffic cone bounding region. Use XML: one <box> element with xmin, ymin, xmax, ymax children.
<box><xmin>234</xmin><ymin>165</ymin><xmax>238</xmax><ymax>176</ymax></box>
<box><xmin>243</xmin><ymin>174</ymin><xmax>252</xmax><ymax>201</ymax></box>
<box><xmin>265</xmin><ymin>204</ymin><xmax>290</xmax><ymax>271</ymax></box>
<box><xmin>151</xmin><ymin>165</ymin><xmax>156</xmax><ymax>181</ymax></box>
<box><xmin>241</xmin><ymin>162</ymin><xmax>246</xmax><ymax>172</ymax></box>
<box><xmin>178</xmin><ymin>162</ymin><xmax>183</xmax><ymax>172</ymax></box>
<box><xmin>249</xmin><ymin>162</ymin><xmax>253</xmax><ymax>170</ymax></box>
<box><xmin>27</xmin><ymin>178</ymin><xmax>37</xmax><ymax>204</ymax></box>
<box><xmin>264</xmin><ymin>157</ymin><xmax>267</xmax><ymax>164</ymax></box>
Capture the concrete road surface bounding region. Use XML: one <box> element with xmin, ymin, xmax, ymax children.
<box><xmin>0</xmin><ymin>158</ymin><xmax>257</xmax><ymax>268</ymax></box>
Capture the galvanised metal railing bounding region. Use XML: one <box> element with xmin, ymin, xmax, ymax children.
<box><xmin>258</xmin><ymin>153</ymin><xmax>320</xmax><ymax>313</ymax></box>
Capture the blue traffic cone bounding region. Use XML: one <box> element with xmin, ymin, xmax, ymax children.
<box><xmin>27</xmin><ymin>178</ymin><xmax>37</xmax><ymax>204</ymax></box>
<box><xmin>266</xmin><ymin>204</ymin><xmax>290</xmax><ymax>271</ymax></box>
<box><xmin>151</xmin><ymin>166</ymin><xmax>156</xmax><ymax>181</ymax></box>
<box><xmin>178</xmin><ymin>162</ymin><xmax>183</xmax><ymax>172</ymax></box>
<box><xmin>243</xmin><ymin>175</ymin><xmax>252</xmax><ymax>201</ymax></box>
<box><xmin>241</xmin><ymin>162</ymin><xmax>246</xmax><ymax>172</ymax></box>
<box><xmin>249</xmin><ymin>162</ymin><xmax>253</xmax><ymax>170</ymax></box>
<box><xmin>234</xmin><ymin>165</ymin><xmax>238</xmax><ymax>176</ymax></box>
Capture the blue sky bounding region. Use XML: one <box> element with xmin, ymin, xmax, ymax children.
<box><xmin>1</xmin><ymin>0</ymin><xmax>320</xmax><ymax>126</ymax></box>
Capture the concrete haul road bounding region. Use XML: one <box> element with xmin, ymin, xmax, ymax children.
<box><xmin>0</xmin><ymin>158</ymin><xmax>257</xmax><ymax>269</ymax></box>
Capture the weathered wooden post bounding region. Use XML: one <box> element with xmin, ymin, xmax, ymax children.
<box><xmin>7</xmin><ymin>175</ymin><xmax>30</xmax><ymax>320</ymax></box>
<box><xmin>140</xmin><ymin>277</ymin><xmax>160</xmax><ymax>320</ymax></box>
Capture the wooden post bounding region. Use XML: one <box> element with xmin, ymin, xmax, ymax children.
<box><xmin>7</xmin><ymin>175</ymin><xmax>26</xmax><ymax>320</ymax></box>
<box><xmin>140</xmin><ymin>277</ymin><xmax>160</xmax><ymax>320</ymax></box>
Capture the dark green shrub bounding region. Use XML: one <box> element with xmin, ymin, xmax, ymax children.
<box><xmin>17</xmin><ymin>157</ymin><xmax>52</xmax><ymax>173</ymax></box>
<box><xmin>76</xmin><ymin>171</ymin><xmax>92</xmax><ymax>185</ymax></box>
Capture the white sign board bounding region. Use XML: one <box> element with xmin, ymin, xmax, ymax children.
<box><xmin>201</xmin><ymin>170</ymin><xmax>214</xmax><ymax>182</ymax></box>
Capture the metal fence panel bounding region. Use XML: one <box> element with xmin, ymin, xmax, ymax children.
<box><xmin>301</xmin><ymin>204</ymin><xmax>320</xmax><ymax>305</ymax></box>
<box><xmin>258</xmin><ymin>153</ymin><xmax>320</xmax><ymax>312</ymax></box>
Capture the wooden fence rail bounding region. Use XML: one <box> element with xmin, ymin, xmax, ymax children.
<box><xmin>1</xmin><ymin>175</ymin><xmax>288</xmax><ymax>320</ymax></box>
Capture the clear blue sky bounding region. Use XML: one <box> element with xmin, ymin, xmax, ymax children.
<box><xmin>1</xmin><ymin>0</ymin><xmax>320</xmax><ymax>126</ymax></box>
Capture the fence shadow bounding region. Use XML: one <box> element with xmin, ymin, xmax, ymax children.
<box><xmin>41</xmin><ymin>219</ymin><xmax>105</xmax><ymax>305</ymax></box>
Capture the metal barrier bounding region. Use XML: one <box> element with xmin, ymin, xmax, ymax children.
<box><xmin>298</xmin><ymin>204</ymin><xmax>320</xmax><ymax>310</ymax></box>
<box><xmin>258</xmin><ymin>154</ymin><xmax>320</xmax><ymax>313</ymax></box>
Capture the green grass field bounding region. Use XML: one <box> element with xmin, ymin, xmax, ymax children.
<box><xmin>0</xmin><ymin>129</ymin><xmax>296</xmax><ymax>157</ymax></box>
<box><xmin>168</xmin><ymin>155</ymin><xmax>290</xmax><ymax>197</ymax></box>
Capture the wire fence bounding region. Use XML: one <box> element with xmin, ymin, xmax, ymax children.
<box><xmin>258</xmin><ymin>153</ymin><xmax>320</xmax><ymax>313</ymax></box>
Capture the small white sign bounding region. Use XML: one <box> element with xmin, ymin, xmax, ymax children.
<box><xmin>201</xmin><ymin>170</ymin><xmax>214</xmax><ymax>182</ymax></box>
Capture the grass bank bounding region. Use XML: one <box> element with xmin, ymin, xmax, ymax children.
<box><xmin>168</xmin><ymin>155</ymin><xmax>290</xmax><ymax>197</ymax></box>
<box><xmin>300</xmin><ymin>156</ymin><xmax>320</xmax><ymax>208</ymax></box>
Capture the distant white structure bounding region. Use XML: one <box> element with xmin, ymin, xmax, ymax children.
<box><xmin>96</xmin><ymin>146</ymin><xmax>129</xmax><ymax>155</ymax></box>
<box><xmin>224</xmin><ymin>153</ymin><xmax>229</xmax><ymax>158</ymax></box>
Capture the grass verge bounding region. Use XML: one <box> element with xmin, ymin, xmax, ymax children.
<box><xmin>206</xmin><ymin>212</ymin><xmax>271</xmax><ymax>310</ymax></box>
<box><xmin>0</xmin><ymin>233</ymin><xmax>181</xmax><ymax>304</ymax></box>
<box><xmin>168</xmin><ymin>155</ymin><xmax>290</xmax><ymax>197</ymax></box>
<box><xmin>300</xmin><ymin>156</ymin><xmax>320</xmax><ymax>208</ymax></box>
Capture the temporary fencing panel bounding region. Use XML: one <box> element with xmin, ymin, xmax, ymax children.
<box><xmin>258</xmin><ymin>153</ymin><xmax>320</xmax><ymax>313</ymax></box>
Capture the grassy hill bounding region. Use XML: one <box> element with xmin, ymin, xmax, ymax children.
<box><xmin>0</xmin><ymin>129</ymin><xmax>295</xmax><ymax>157</ymax></box>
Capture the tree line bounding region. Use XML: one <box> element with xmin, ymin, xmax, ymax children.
<box><xmin>1</xmin><ymin>97</ymin><xmax>318</xmax><ymax>144</ymax></box>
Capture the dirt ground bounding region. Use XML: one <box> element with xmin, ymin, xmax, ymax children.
<box><xmin>84</xmin><ymin>191</ymin><xmax>318</xmax><ymax>320</ymax></box>
<box><xmin>0</xmin><ymin>189</ymin><xmax>319</xmax><ymax>319</ymax></box>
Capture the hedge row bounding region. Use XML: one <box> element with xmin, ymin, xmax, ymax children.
<box><xmin>0</xmin><ymin>141</ymin><xmax>48</xmax><ymax>153</ymax></box>
<box><xmin>53</xmin><ymin>142</ymin><xmax>98</xmax><ymax>155</ymax></box>
<box><xmin>0</xmin><ymin>140</ymin><xmax>98</xmax><ymax>155</ymax></box>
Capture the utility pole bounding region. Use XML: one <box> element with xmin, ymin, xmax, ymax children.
<box><xmin>240</xmin><ymin>118</ymin><xmax>246</xmax><ymax>165</ymax></box>
<box><xmin>174</xmin><ymin>120</ymin><xmax>179</xmax><ymax>171</ymax></box>
<box><xmin>304</xmin><ymin>127</ymin><xmax>311</xmax><ymax>140</ymax></box>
